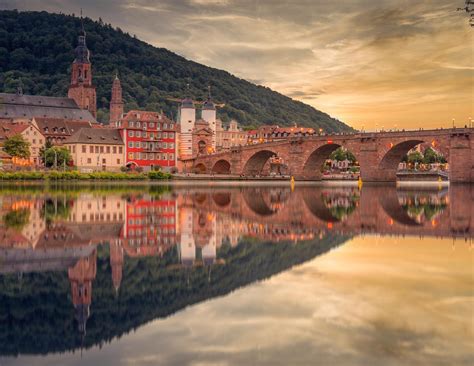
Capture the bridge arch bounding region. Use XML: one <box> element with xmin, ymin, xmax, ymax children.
<box><xmin>379</xmin><ymin>140</ymin><xmax>425</xmax><ymax>170</ymax></box>
<box><xmin>303</xmin><ymin>143</ymin><xmax>359</xmax><ymax>179</ymax></box>
<box><xmin>212</xmin><ymin>159</ymin><xmax>231</xmax><ymax>174</ymax></box>
<box><xmin>242</xmin><ymin>188</ymin><xmax>277</xmax><ymax>216</ymax></box>
<box><xmin>243</xmin><ymin>149</ymin><xmax>278</xmax><ymax>176</ymax></box>
<box><xmin>193</xmin><ymin>163</ymin><xmax>207</xmax><ymax>174</ymax></box>
<box><xmin>212</xmin><ymin>192</ymin><xmax>231</xmax><ymax>207</ymax></box>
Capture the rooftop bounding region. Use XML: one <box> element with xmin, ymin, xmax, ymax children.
<box><xmin>65</xmin><ymin>128</ymin><xmax>124</xmax><ymax>145</ymax></box>
<box><xmin>0</xmin><ymin>93</ymin><xmax>97</xmax><ymax>122</ymax></box>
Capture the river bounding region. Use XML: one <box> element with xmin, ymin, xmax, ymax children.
<box><xmin>0</xmin><ymin>182</ymin><xmax>472</xmax><ymax>366</ymax></box>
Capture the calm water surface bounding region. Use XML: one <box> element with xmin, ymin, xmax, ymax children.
<box><xmin>0</xmin><ymin>182</ymin><xmax>472</xmax><ymax>366</ymax></box>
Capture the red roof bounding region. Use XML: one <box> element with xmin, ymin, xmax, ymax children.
<box><xmin>0</xmin><ymin>121</ymin><xmax>29</xmax><ymax>140</ymax></box>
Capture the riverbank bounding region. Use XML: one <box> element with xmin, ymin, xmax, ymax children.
<box><xmin>0</xmin><ymin>170</ymin><xmax>172</xmax><ymax>180</ymax></box>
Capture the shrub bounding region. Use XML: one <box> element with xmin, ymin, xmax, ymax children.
<box><xmin>148</xmin><ymin>171</ymin><xmax>172</xmax><ymax>180</ymax></box>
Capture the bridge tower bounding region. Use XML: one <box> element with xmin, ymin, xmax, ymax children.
<box><xmin>179</xmin><ymin>97</ymin><xmax>196</xmax><ymax>159</ymax></box>
<box><xmin>201</xmin><ymin>86</ymin><xmax>217</xmax><ymax>151</ymax></box>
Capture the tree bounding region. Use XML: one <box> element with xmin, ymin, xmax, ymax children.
<box><xmin>3</xmin><ymin>134</ymin><xmax>30</xmax><ymax>158</ymax></box>
<box><xmin>329</xmin><ymin>147</ymin><xmax>357</xmax><ymax>163</ymax></box>
<box><xmin>39</xmin><ymin>139</ymin><xmax>53</xmax><ymax>165</ymax></box>
<box><xmin>407</xmin><ymin>151</ymin><xmax>423</xmax><ymax>164</ymax></box>
<box><xmin>44</xmin><ymin>146</ymin><xmax>72</xmax><ymax>168</ymax></box>
<box><xmin>423</xmin><ymin>147</ymin><xmax>438</xmax><ymax>164</ymax></box>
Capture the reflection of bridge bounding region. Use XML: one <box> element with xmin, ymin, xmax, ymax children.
<box><xmin>185</xmin><ymin>128</ymin><xmax>474</xmax><ymax>182</ymax></box>
<box><xmin>176</xmin><ymin>185</ymin><xmax>474</xmax><ymax>239</ymax></box>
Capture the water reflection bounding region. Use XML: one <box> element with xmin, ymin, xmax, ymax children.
<box><xmin>0</xmin><ymin>183</ymin><xmax>472</xmax><ymax>360</ymax></box>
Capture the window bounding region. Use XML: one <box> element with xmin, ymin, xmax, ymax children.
<box><xmin>32</xmin><ymin>139</ymin><xmax>36</xmax><ymax>144</ymax></box>
<box><xmin>117</xmin><ymin>159</ymin><xmax>121</xmax><ymax>164</ymax></box>
<box><xmin>129</xmin><ymin>130</ymin><xmax>134</xmax><ymax>137</ymax></box>
<box><xmin>170</xmin><ymin>143</ymin><xmax>174</xmax><ymax>148</ymax></box>
<box><xmin>102</xmin><ymin>158</ymin><xmax>106</xmax><ymax>164</ymax></box>
<box><xmin>95</xmin><ymin>146</ymin><xmax>99</xmax><ymax>153</ymax></box>
<box><xmin>149</xmin><ymin>122</ymin><xmax>154</xmax><ymax>128</ymax></box>
<box><xmin>128</xmin><ymin>142</ymin><xmax>133</xmax><ymax>148</ymax></box>
<box><xmin>106</xmin><ymin>146</ymin><xmax>110</xmax><ymax>154</ymax></box>
<box><xmin>129</xmin><ymin>121</ymin><xmax>134</xmax><ymax>127</ymax></box>
<box><xmin>135</xmin><ymin>142</ymin><xmax>140</xmax><ymax>148</ymax></box>
<box><xmin>113</xmin><ymin>146</ymin><xmax>117</xmax><ymax>154</ymax></box>
<box><xmin>82</xmin><ymin>145</ymin><xmax>86</xmax><ymax>153</ymax></box>
<box><xmin>128</xmin><ymin>152</ymin><xmax>133</xmax><ymax>159</ymax></box>
<box><xmin>100</xmin><ymin>146</ymin><xmax>104</xmax><ymax>153</ymax></box>
<box><xmin>39</xmin><ymin>139</ymin><xmax>43</xmax><ymax>144</ymax></box>
<box><xmin>72</xmin><ymin>146</ymin><xmax>76</xmax><ymax>153</ymax></box>
<box><xmin>169</xmin><ymin>154</ymin><xmax>174</xmax><ymax>160</ymax></box>
<box><xmin>87</xmin><ymin>158</ymin><xmax>92</xmax><ymax>164</ymax></box>
<box><xmin>143</xmin><ymin>122</ymin><xmax>147</xmax><ymax>129</ymax></box>
<box><xmin>136</xmin><ymin>122</ymin><xmax>141</xmax><ymax>128</ymax></box>
<box><xmin>164</xmin><ymin>123</ymin><xmax>168</xmax><ymax>129</ymax></box>
<box><xmin>90</xmin><ymin>146</ymin><xmax>93</xmax><ymax>153</ymax></box>
<box><xmin>119</xmin><ymin>147</ymin><xmax>123</xmax><ymax>154</ymax></box>
<box><xmin>142</xmin><ymin>142</ymin><xmax>147</xmax><ymax>148</ymax></box>
<box><xmin>142</xmin><ymin>131</ymin><xmax>147</xmax><ymax>137</ymax></box>
<box><xmin>163</xmin><ymin>132</ymin><xmax>167</xmax><ymax>138</ymax></box>
<box><xmin>169</xmin><ymin>132</ymin><xmax>174</xmax><ymax>138</ymax></box>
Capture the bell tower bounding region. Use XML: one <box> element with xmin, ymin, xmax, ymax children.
<box><xmin>109</xmin><ymin>73</ymin><xmax>124</xmax><ymax>126</ymax></box>
<box><xmin>68</xmin><ymin>15</ymin><xmax>97</xmax><ymax>118</ymax></box>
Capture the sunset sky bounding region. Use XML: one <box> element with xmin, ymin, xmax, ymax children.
<box><xmin>4</xmin><ymin>0</ymin><xmax>474</xmax><ymax>130</ymax></box>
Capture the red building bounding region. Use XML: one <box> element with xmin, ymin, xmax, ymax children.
<box><xmin>120</xmin><ymin>194</ymin><xmax>177</xmax><ymax>257</ymax></box>
<box><xmin>115</xmin><ymin>110</ymin><xmax>177</xmax><ymax>171</ymax></box>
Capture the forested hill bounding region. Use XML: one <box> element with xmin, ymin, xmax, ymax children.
<box><xmin>0</xmin><ymin>10</ymin><xmax>351</xmax><ymax>131</ymax></box>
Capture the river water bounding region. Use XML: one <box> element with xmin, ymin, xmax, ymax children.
<box><xmin>0</xmin><ymin>182</ymin><xmax>472</xmax><ymax>366</ymax></box>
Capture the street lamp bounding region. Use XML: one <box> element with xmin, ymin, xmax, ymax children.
<box><xmin>452</xmin><ymin>118</ymin><xmax>455</xmax><ymax>128</ymax></box>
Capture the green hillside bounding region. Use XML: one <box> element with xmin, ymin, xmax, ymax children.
<box><xmin>0</xmin><ymin>10</ymin><xmax>351</xmax><ymax>132</ymax></box>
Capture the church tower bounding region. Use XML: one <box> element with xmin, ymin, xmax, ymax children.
<box><xmin>109</xmin><ymin>74</ymin><xmax>124</xmax><ymax>126</ymax></box>
<box><xmin>68</xmin><ymin>250</ymin><xmax>97</xmax><ymax>335</ymax></box>
<box><xmin>68</xmin><ymin>17</ymin><xmax>97</xmax><ymax>118</ymax></box>
<box><xmin>109</xmin><ymin>240</ymin><xmax>124</xmax><ymax>292</ymax></box>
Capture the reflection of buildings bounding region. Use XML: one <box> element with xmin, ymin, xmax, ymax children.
<box><xmin>0</xmin><ymin>185</ymin><xmax>471</xmax><ymax>340</ymax></box>
<box><xmin>121</xmin><ymin>194</ymin><xmax>177</xmax><ymax>257</ymax></box>
<box><xmin>68</xmin><ymin>249</ymin><xmax>97</xmax><ymax>335</ymax></box>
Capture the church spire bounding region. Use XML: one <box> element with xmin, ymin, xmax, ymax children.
<box><xmin>109</xmin><ymin>72</ymin><xmax>124</xmax><ymax>125</ymax></box>
<box><xmin>68</xmin><ymin>11</ymin><xmax>97</xmax><ymax>118</ymax></box>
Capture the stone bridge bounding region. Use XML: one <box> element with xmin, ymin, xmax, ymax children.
<box><xmin>182</xmin><ymin>128</ymin><xmax>474</xmax><ymax>183</ymax></box>
<box><xmin>175</xmin><ymin>185</ymin><xmax>474</xmax><ymax>239</ymax></box>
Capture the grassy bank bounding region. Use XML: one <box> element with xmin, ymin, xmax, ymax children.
<box><xmin>0</xmin><ymin>170</ymin><xmax>172</xmax><ymax>180</ymax></box>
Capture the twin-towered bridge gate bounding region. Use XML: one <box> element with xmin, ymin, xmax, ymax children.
<box><xmin>183</xmin><ymin>128</ymin><xmax>474</xmax><ymax>183</ymax></box>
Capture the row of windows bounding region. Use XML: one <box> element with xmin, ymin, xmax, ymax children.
<box><xmin>129</xmin><ymin>206</ymin><xmax>175</xmax><ymax>214</ymax></box>
<box><xmin>70</xmin><ymin>145</ymin><xmax>124</xmax><ymax>154</ymax></box>
<box><xmin>128</xmin><ymin>152</ymin><xmax>174</xmax><ymax>161</ymax></box>
<box><xmin>128</xmin><ymin>130</ymin><xmax>174</xmax><ymax>138</ymax></box>
<box><xmin>128</xmin><ymin>229</ymin><xmax>175</xmax><ymax>237</ymax></box>
<box><xmin>128</xmin><ymin>121</ymin><xmax>173</xmax><ymax>129</ymax></box>
<box><xmin>86</xmin><ymin>158</ymin><xmax>121</xmax><ymax>165</ymax></box>
<box><xmin>128</xmin><ymin>219</ymin><xmax>175</xmax><ymax>228</ymax></box>
<box><xmin>127</xmin><ymin>237</ymin><xmax>176</xmax><ymax>246</ymax></box>
<box><xmin>128</xmin><ymin>141</ymin><xmax>175</xmax><ymax>149</ymax></box>
<box><xmin>81</xmin><ymin>212</ymin><xmax>124</xmax><ymax>221</ymax></box>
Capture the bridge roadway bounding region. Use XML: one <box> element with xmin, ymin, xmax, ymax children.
<box><xmin>175</xmin><ymin>185</ymin><xmax>474</xmax><ymax>239</ymax></box>
<box><xmin>184</xmin><ymin>128</ymin><xmax>474</xmax><ymax>183</ymax></box>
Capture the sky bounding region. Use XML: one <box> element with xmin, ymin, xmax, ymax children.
<box><xmin>2</xmin><ymin>0</ymin><xmax>474</xmax><ymax>130</ymax></box>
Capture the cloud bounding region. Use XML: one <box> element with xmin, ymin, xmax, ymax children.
<box><xmin>3</xmin><ymin>0</ymin><xmax>473</xmax><ymax>129</ymax></box>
